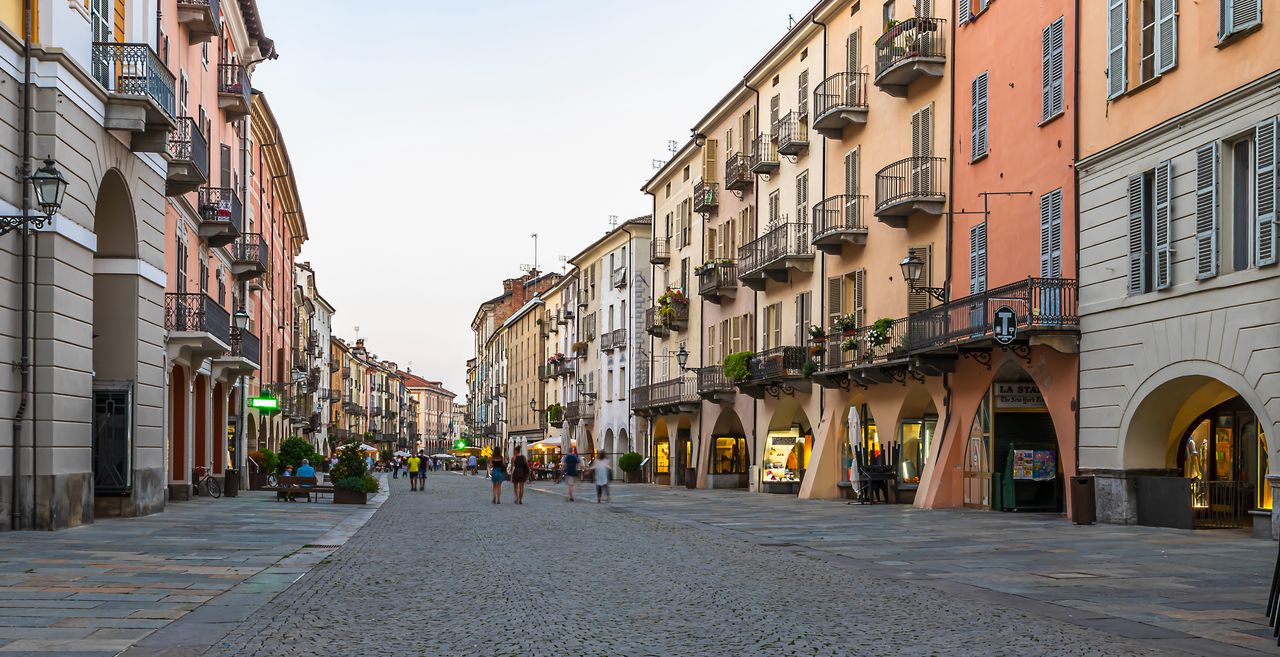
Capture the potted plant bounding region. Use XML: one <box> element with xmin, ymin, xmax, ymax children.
<box><xmin>802</xmin><ymin>359</ymin><xmax>816</xmax><ymax>379</ymax></box>
<box><xmin>834</xmin><ymin>313</ymin><xmax>860</xmax><ymax>336</ymax></box>
<box><xmin>572</xmin><ymin>341</ymin><xmax>588</xmax><ymax>356</ymax></box>
<box><xmin>840</xmin><ymin>337</ymin><xmax>858</xmax><ymax>353</ymax></box>
<box><xmin>657</xmin><ymin>288</ymin><xmax>689</xmax><ymax>324</ymax></box>
<box><xmin>723</xmin><ymin>351</ymin><xmax>753</xmax><ymax>382</ymax></box>
<box><xmin>330</xmin><ymin>443</ymin><xmax>378</xmax><ymax>504</ymax></box>
<box><xmin>618</xmin><ymin>451</ymin><xmax>643</xmax><ymax>484</ymax></box>
<box><xmin>865</xmin><ymin>317</ymin><xmax>895</xmax><ymax>360</ymax></box>
<box><xmin>808</xmin><ymin>324</ymin><xmax>827</xmax><ymax>343</ymax></box>
<box><xmin>546</xmin><ymin>402</ymin><xmax>565</xmax><ymax>428</ymax></box>
<box><xmin>248</xmin><ymin>449</ymin><xmax>277</xmax><ymax>489</ymax></box>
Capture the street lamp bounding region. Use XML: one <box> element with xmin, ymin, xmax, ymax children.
<box><xmin>900</xmin><ymin>252</ymin><xmax>947</xmax><ymax>304</ymax></box>
<box><xmin>676</xmin><ymin>346</ymin><xmax>689</xmax><ymax>372</ymax></box>
<box><xmin>1</xmin><ymin>158</ymin><xmax>67</xmax><ymax>236</ymax></box>
<box><xmin>233</xmin><ymin>307</ymin><xmax>250</xmax><ymax>331</ymax></box>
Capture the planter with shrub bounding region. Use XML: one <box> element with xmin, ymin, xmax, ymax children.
<box><xmin>723</xmin><ymin>351</ymin><xmax>753</xmax><ymax>382</ymax></box>
<box><xmin>330</xmin><ymin>443</ymin><xmax>378</xmax><ymax>504</ymax></box>
<box><xmin>618</xmin><ymin>451</ymin><xmax>643</xmax><ymax>483</ymax></box>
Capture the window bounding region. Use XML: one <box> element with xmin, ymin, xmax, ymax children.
<box><xmin>971</xmin><ymin>72</ymin><xmax>988</xmax><ymax>161</ymax></box>
<box><xmin>680</xmin><ymin>257</ymin><xmax>689</xmax><ymax>292</ymax></box>
<box><xmin>768</xmin><ymin>190</ymin><xmax>781</xmax><ymax>227</ymax></box>
<box><xmin>176</xmin><ymin>238</ymin><xmax>188</xmax><ymax>293</ymax></box>
<box><xmin>762</xmin><ymin>303</ymin><xmax>783</xmax><ymax>349</ymax></box>
<box><xmin>1126</xmin><ymin>162</ymin><xmax>1172</xmax><ymax>293</ymax></box>
<box><xmin>1042</xmin><ymin>18</ymin><xmax>1065</xmax><ymax>122</ymax></box>
<box><xmin>969</xmin><ymin>223</ymin><xmax>987</xmax><ymax>293</ymax></box>
<box><xmin>682</xmin><ymin>165</ymin><xmax>689</xmax><ymax>181</ymax></box>
<box><xmin>712</xmin><ymin>436</ymin><xmax>748</xmax><ymax>474</ymax></box>
<box><xmin>794</xmin><ymin>291</ymin><xmax>811</xmax><ymax>346</ymax></box>
<box><xmin>770</xmin><ymin>95</ymin><xmax>781</xmax><ymax>134</ymax></box>
<box><xmin>883</xmin><ymin>0</ymin><xmax>895</xmax><ymax>29</ymax></box>
<box><xmin>619</xmin><ymin>367</ymin><xmax>626</xmax><ymax>399</ymax></box>
<box><xmin>1039</xmin><ymin>189</ymin><xmax>1063</xmax><ymax>278</ymax></box>
<box><xmin>1220</xmin><ymin>0</ymin><xmax>1262</xmax><ymax>42</ymax></box>
<box><xmin>199</xmin><ymin>255</ymin><xmax>209</xmax><ymax>293</ymax></box>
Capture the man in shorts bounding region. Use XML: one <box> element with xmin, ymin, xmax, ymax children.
<box><xmin>406</xmin><ymin>452</ymin><xmax>421</xmax><ymax>491</ymax></box>
<box><xmin>561</xmin><ymin>448</ymin><xmax>580</xmax><ymax>502</ymax></box>
<box><xmin>415</xmin><ymin>451</ymin><xmax>429</xmax><ymax>491</ymax></box>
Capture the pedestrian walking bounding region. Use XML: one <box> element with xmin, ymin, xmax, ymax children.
<box><xmin>416</xmin><ymin>451</ymin><xmax>429</xmax><ymax>491</ymax></box>
<box><xmin>511</xmin><ymin>445</ymin><xmax>530</xmax><ymax>504</ymax></box>
<box><xmin>490</xmin><ymin>452</ymin><xmax>507</xmax><ymax>504</ymax></box>
<box><xmin>593</xmin><ymin>450</ymin><xmax>611</xmax><ymax>503</ymax></box>
<box><xmin>406</xmin><ymin>452</ymin><xmax>421</xmax><ymax>491</ymax></box>
<box><xmin>561</xmin><ymin>448</ymin><xmax>580</xmax><ymax>502</ymax></box>
<box><xmin>392</xmin><ymin>457</ymin><xmax>401</xmax><ymax>479</ymax></box>
<box><xmin>467</xmin><ymin>454</ymin><xmax>478</xmax><ymax>475</ymax></box>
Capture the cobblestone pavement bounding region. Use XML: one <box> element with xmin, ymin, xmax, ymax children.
<box><xmin>200</xmin><ymin>475</ymin><xmax>1226</xmax><ymax>657</ymax></box>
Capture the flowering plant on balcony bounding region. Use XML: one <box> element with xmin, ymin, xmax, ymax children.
<box><xmin>547</xmin><ymin>352</ymin><xmax>567</xmax><ymax>365</ymax></box>
<box><xmin>833</xmin><ymin>314</ymin><xmax>860</xmax><ymax>335</ymax></box>
<box><xmin>657</xmin><ymin>288</ymin><xmax>689</xmax><ymax>323</ymax></box>
<box><xmin>840</xmin><ymin>337</ymin><xmax>858</xmax><ymax>352</ymax></box>
<box><xmin>808</xmin><ymin>324</ymin><xmax>827</xmax><ymax>341</ymax></box>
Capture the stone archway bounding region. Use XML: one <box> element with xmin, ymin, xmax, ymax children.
<box><xmin>762</xmin><ymin>398</ymin><xmax>813</xmax><ymax>494</ymax></box>
<box><xmin>706</xmin><ymin>408</ymin><xmax>749</xmax><ymax>489</ymax></box>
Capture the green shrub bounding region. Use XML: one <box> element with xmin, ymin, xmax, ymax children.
<box><xmin>279</xmin><ymin>436</ymin><xmax>321</xmax><ymax>473</ymax></box>
<box><xmin>334</xmin><ymin>474</ymin><xmax>379</xmax><ymax>494</ymax></box>
<box><xmin>618</xmin><ymin>452</ymin><xmax>643</xmax><ymax>473</ymax></box>
<box><xmin>254</xmin><ymin>449</ymin><xmax>278</xmax><ymax>475</ymax></box>
<box><xmin>723</xmin><ymin>351</ymin><xmax>753</xmax><ymax>382</ymax></box>
<box><xmin>329</xmin><ymin>443</ymin><xmax>368</xmax><ymax>483</ymax></box>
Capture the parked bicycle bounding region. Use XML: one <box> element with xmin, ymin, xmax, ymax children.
<box><xmin>193</xmin><ymin>466</ymin><xmax>222</xmax><ymax>499</ymax></box>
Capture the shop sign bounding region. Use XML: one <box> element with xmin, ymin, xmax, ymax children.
<box><xmin>994</xmin><ymin>382</ymin><xmax>1045</xmax><ymax>409</ymax></box>
<box><xmin>993</xmin><ymin>305</ymin><xmax>1018</xmax><ymax>345</ymax></box>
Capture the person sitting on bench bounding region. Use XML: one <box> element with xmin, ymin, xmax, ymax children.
<box><xmin>289</xmin><ymin>460</ymin><xmax>316</xmax><ymax>501</ymax></box>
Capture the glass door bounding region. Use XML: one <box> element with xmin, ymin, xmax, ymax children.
<box><xmin>963</xmin><ymin>393</ymin><xmax>992</xmax><ymax>508</ymax></box>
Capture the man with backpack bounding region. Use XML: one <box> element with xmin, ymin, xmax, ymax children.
<box><xmin>561</xmin><ymin>448</ymin><xmax>581</xmax><ymax>502</ymax></box>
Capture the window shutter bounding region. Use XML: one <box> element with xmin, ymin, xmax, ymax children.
<box><xmin>1040</xmin><ymin>189</ymin><xmax>1063</xmax><ymax>278</ymax></box>
<box><xmin>798</xmin><ymin>70</ymin><xmax>809</xmax><ymax>117</ymax></box>
<box><xmin>703</xmin><ymin>140</ymin><xmax>718</xmax><ymax>183</ymax></box>
<box><xmin>1042</xmin><ymin>18</ymin><xmax>1065</xmax><ymax>121</ymax></box>
<box><xmin>958</xmin><ymin>0</ymin><xmax>971</xmax><ymax>25</ymax></box>
<box><xmin>971</xmin><ymin>72</ymin><xmax>988</xmax><ymax>160</ymax></box>
<box><xmin>770</xmin><ymin>95</ymin><xmax>780</xmax><ymax>133</ymax></box>
<box><xmin>827</xmin><ymin>276</ymin><xmax>844</xmax><ymax>329</ymax></box>
<box><xmin>1154</xmin><ymin>160</ymin><xmax>1172</xmax><ymax>289</ymax></box>
<box><xmin>853</xmin><ymin>269</ymin><xmax>866</xmax><ymax>328</ymax></box>
<box><xmin>912</xmin><ymin>105</ymin><xmax>933</xmax><ymax>158</ymax></box>
<box><xmin>1051</xmin><ymin>19</ymin><xmax>1065</xmax><ymax>117</ymax></box>
<box><xmin>844</xmin><ymin>149</ymin><xmax>859</xmax><ymax>197</ymax></box>
<box><xmin>1156</xmin><ymin>0</ymin><xmax>1177</xmax><ymax>73</ymax></box>
<box><xmin>1195</xmin><ymin>143</ymin><xmax>1219</xmax><ymax>279</ymax></box>
<box><xmin>1107</xmin><ymin>0</ymin><xmax>1127</xmax><ymax>100</ymax></box>
<box><xmin>795</xmin><ymin>292</ymin><xmax>810</xmax><ymax>346</ymax></box>
<box><xmin>1256</xmin><ymin>117</ymin><xmax>1278</xmax><ymax>266</ymax></box>
<box><xmin>1127</xmin><ymin>174</ymin><xmax>1148</xmax><ymax>293</ymax></box>
<box><xmin>907</xmin><ymin>245</ymin><xmax>932</xmax><ymax>314</ymax></box>
<box><xmin>1225</xmin><ymin>0</ymin><xmax>1262</xmax><ymax>39</ymax></box>
<box><xmin>795</xmin><ymin>171</ymin><xmax>808</xmax><ymax>229</ymax></box>
<box><xmin>970</xmin><ymin>223</ymin><xmax>988</xmax><ymax>293</ymax></box>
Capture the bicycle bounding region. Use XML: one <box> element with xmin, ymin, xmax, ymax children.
<box><xmin>193</xmin><ymin>466</ymin><xmax>223</xmax><ymax>499</ymax></box>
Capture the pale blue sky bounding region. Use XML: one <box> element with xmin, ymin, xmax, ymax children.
<box><xmin>254</xmin><ymin>0</ymin><xmax>814</xmax><ymax>394</ymax></box>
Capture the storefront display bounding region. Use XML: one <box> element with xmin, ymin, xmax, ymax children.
<box><xmin>762</xmin><ymin>429</ymin><xmax>810</xmax><ymax>485</ymax></box>
<box><xmin>712</xmin><ymin>436</ymin><xmax>748</xmax><ymax>474</ymax></box>
<box><xmin>655</xmin><ymin>438</ymin><xmax>670</xmax><ymax>475</ymax></box>
<box><xmin>898</xmin><ymin>417</ymin><xmax>936</xmax><ymax>486</ymax></box>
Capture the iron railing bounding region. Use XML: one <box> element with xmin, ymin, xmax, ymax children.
<box><xmin>725</xmin><ymin>152</ymin><xmax>752</xmax><ymax>191</ymax></box>
<box><xmin>775</xmin><ymin>112</ymin><xmax>808</xmax><ymax>155</ymax></box>
<box><xmin>645</xmin><ymin>304</ymin><xmax>689</xmax><ymax>335</ymax></box>
<box><xmin>905</xmin><ymin>278</ymin><xmax>1078</xmax><ymax>353</ymax></box>
<box><xmin>228</xmin><ymin>327</ymin><xmax>260</xmax><ymax>365</ymax></box>
<box><xmin>697</xmin><ymin>261</ymin><xmax>737</xmax><ymax>297</ymax></box>
<box><xmin>650</xmin><ymin>237</ymin><xmax>671</xmax><ymax>264</ymax></box>
<box><xmin>91</xmin><ymin>42</ymin><xmax>175</xmax><ymax>119</ymax></box>
<box><xmin>738</xmin><ymin>222</ymin><xmax>813</xmax><ymax>279</ymax></box>
<box><xmin>697</xmin><ymin>366</ymin><xmax>734</xmax><ymax>396</ymax></box>
<box><xmin>813</xmin><ymin>70</ymin><xmax>869</xmax><ymax>122</ymax></box>
<box><xmin>746</xmin><ymin>346</ymin><xmax>809</xmax><ymax>383</ymax></box>
<box><xmin>566</xmin><ymin>399</ymin><xmax>595</xmax><ymax>421</ymax></box>
<box><xmin>874</xmin><ymin>156</ymin><xmax>946</xmax><ymax>214</ymax></box>
<box><xmin>167</xmin><ymin>116</ymin><xmax>209</xmax><ymax>180</ymax></box>
<box><xmin>749</xmin><ymin>134</ymin><xmax>779</xmax><ymax>173</ymax></box>
<box><xmin>604</xmin><ymin>328</ymin><xmax>626</xmax><ymax>351</ymax></box>
<box><xmin>1191</xmin><ymin>480</ymin><xmax>1249</xmax><ymax>529</ymax></box>
<box><xmin>198</xmin><ymin>186</ymin><xmax>244</xmax><ymax>231</ymax></box>
<box><xmin>633</xmin><ymin>375</ymin><xmax>698</xmax><ymax>411</ymax></box>
<box><xmin>813</xmin><ymin>194</ymin><xmax>868</xmax><ymax>240</ymax></box>
<box><xmin>231</xmin><ymin>233</ymin><xmax>268</xmax><ymax>270</ymax></box>
<box><xmin>218</xmin><ymin>63</ymin><xmax>251</xmax><ymax>109</ymax></box>
<box><xmin>164</xmin><ymin>293</ymin><xmax>231</xmax><ymax>345</ymax></box>
<box><xmin>693</xmin><ymin>180</ymin><xmax>719</xmax><ymax>213</ymax></box>
<box><xmin>875</xmin><ymin>17</ymin><xmax>947</xmax><ymax>80</ymax></box>
<box><xmin>177</xmin><ymin>0</ymin><xmax>220</xmax><ymax>20</ymax></box>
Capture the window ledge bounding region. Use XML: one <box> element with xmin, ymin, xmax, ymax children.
<box><xmin>970</xmin><ymin>152</ymin><xmax>989</xmax><ymax>165</ymax></box>
<box><xmin>1125</xmin><ymin>74</ymin><xmax>1163</xmax><ymax>98</ymax></box>
<box><xmin>1039</xmin><ymin>111</ymin><xmax>1065</xmax><ymax>128</ymax></box>
<box><xmin>1217</xmin><ymin>23</ymin><xmax>1263</xmax><ymax>49</ymax></box>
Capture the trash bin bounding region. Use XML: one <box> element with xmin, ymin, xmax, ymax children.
<box><xmin>224</xmin><ymin>469</ymin><xmax>240</xmax><ymax>498</ymax></box>
<box><xmin>685</xmin><ymin>468</ymin><xmax>697</xmax><ymax>489</ymax></box>
<box><xmin>1069</xmin><ymin>475</ymin><xmax>1095</xmax><ymax>525</ymax></box>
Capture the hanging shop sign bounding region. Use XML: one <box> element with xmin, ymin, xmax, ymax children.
<box><xmin>248</xmin><ymin>395</ymin><xmax>279</xmax><ymax>410</ymax></box>
<box><xmin>994</xmin><ymin>382</ymin><xmax>1045</xmax><ymax>409</ymax></box>
<box><xmin>993</xmin><ymin>305</ymin><xmax>1018</xmax><ymax>345</ymax></box>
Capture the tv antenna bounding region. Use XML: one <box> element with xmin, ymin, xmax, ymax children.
<box><xmin>788</xmin><ymin>14</ymin><xmax>796</xmax><ymax>29</ymax></box>
<box><xmin>667</xmin><ymin>140</ymin><xmax>679</xmax><ymax>154</ymax></box>
<box><xmin>651</xmin><ymin>159</ymin><xmax>667</xmax><ymax>169</ymax></box>
<box><xmin>354</xmin><ymin>325</ymin><xmax>360</xmax><ymax>339</ymax></box>
<box><xmin>558</xmin><ymin>255</ymin><xmax>569</xmax><ymax>272</ymax></box>
<box><xmin>609</xmin><ymin>215</ymin><xmax>619</xmax><ymax>229</ymax></box>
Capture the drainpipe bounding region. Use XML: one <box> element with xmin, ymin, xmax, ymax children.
<box><xmin>812</xmin><ymin>13</ymin><xmax>828</xmax><ymax>423</ymax></box>
<box><xmin>744</xmin><ymin>77</ymin><xmax>760</xmax><ymax>467</ymax></box>
<box><xmin>11</xmin><ymin>0</ymin><xmax>33</xmax><ymax>531</ymax></box>
<box><xmin>619</xmin><ymin>222</ymin><xmax>636</xmax><ymax>461</ymax></box>
<box><xmin>1072</xmin><ymin>0</ymin><xmax>1082</xmax><ymax>475</ymax></box>
<box><xmin>236</xmin><ymin>100</ymin><xmax>252</xmax><ymax>483</ymax></box>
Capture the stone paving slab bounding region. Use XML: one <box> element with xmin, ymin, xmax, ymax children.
<box><xmin>557</xmin><ymin>481</ymin><xmax>1280</xmax><ymax>656</ymax></box>
<box><xmin>0</xmin><ymin>482</ymin><xmax>386</xmax><ymax>656</ymax></box>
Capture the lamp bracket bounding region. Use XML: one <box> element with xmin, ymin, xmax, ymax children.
<box><xmin>909</xmin><ymin>285</ymin><xmax>948</xmax><ymax>303</ymax></box>
<box><xmin>0</xmin><ymin>213</ymin><xmax>50</xmax><ymax>237</ymax></box>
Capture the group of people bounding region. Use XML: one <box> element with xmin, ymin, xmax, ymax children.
<box><xmin>389</xmin><ymin>455</ymin><xmax>448</xmax><ymax>477</ymax></box>
<box><xmin>487</xmin><ymin>447</ymin><xmax>612</xmax><ymax>504</ymax></box>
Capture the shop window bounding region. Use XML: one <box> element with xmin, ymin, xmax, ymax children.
<box><xmin>655</xmin><ymin>439</ymin><xmax>670</xmax><ymax>475</ymax></box>
<box><xmin>899</xmin><ymin>417</ymin><xmax>937</xmax><ymax>486</ymax></box>
<box><xmin>712</xmin><ymin>436</ymin><xmax>748</xmax><ymax>474</ymax></box>
<box><xmin>763</xmin><ymin>429</ymin><xmax>806</xmax><ymax>484</ymax></box>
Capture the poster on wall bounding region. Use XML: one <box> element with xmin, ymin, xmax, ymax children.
<box><xmin>1012</xmin><ymin>449</ymin><xmax>1057</xmax><ymax>480</ymax></box>
<box><xmin>994</xmin><ymin>382</ymin><xmax>1046</xmax><ymax>409</ymax></box>
<box><xmin>1012</xmin><ymin>450</ymin><xmax>1035</xmax><ymax>479</ymax></box>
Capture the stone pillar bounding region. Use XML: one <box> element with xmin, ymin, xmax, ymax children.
<box><xmin>1082</xmin><ymin>468</ymin><xmax>1137</xmax><ymax>525</ymax></box>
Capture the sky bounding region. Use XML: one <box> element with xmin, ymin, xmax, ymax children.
<box><xmin>253</xmin><ymin>0</ymin><xmax>815</xmax><ymax>395</ymax></box>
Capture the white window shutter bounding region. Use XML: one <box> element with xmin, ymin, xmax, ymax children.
<box><xmin>1107</xmin><ymin>0</ymin><xmax>1127</xmax><ymax>99</ymax></box>
<box><xmin>971</xmin><ymin>72</ymin><xmax>988</xmax><ymax>160</ymax></box>
<box><xmin>1156</xmin><ymin>0</ymin><xmax>1177</xmax><ymax>73</ymax></box>
<box><xmin>958</xmin><ymin>0</ymin><xmax>970</xmax><ymax>25</ymax></box>
<box><xmin>1154</xmin><ymin>160</ymin><xmax>1173</xmax><ymax>289</ymax></box>
<box><xmin>853</xmin><ymin>269</ymin><xmax>866</xmax><ymax>328</ymax></box>
<box><xmin>1127</xmin><ymin>174</ymin><xmax>1147</xmax><ymax>293</ymax></box>
<box><xmin>1194</xmin><ymin>143</ymin><xmax>1219</xmax><ymax>279</ymax></box>
<box><xmin>1224</xmin><ymin>0</ymin><xmax>1262</xmax><ymax>39</ymax></box>
<box><xmin>1256</xmin><ymin>118</ymin><xmax>1278</xmax><ymax>266</ymax></box>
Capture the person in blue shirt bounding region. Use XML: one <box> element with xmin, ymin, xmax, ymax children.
<box><xmin>289</xmin><ymin>459</ymin><xmax>316</xmax><ymax>502</ymax></box>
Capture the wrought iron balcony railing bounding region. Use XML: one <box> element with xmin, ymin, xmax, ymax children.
<box><xmin>632</xmin><ymin>375</ymin><xmax>698</xmax><ymax>414</ymax></box>
<box><xmin>645</xmin><ymin>304</ymin><xmax>689</xmax><ymax>337</ymax></box>
<box><xmin>566</xmin><ymin>399</ymin><xmax>595</xmax><ymax>422</ymax></box>
<box><xmin>775</xmin><ymin>112</ymin><xmax>808</xmax><ymax>156</ymax></box>
<box><xmin>90</xmin><ymin>42</ymin><xmax>175</xmax><ymax>120</ymax></box>
<box><xmin>749</xmin><ymin>134</ymin><xmax>779</xmax><ymax>174</ymax></box>
<box><xmin>737</xmin><ymin>222</ymin><xmax>814</xmax><ymax>283</ymax></box>
<box><xmin>812</xmin><ymin>71</ymin><xmax>870</xmax><ymax>137</ymax></box>
<box><xmin>650</xmin><ymin>237</ymin><xmax>671</xmax><ymax>264</ymax></box>
<box><xmin>874</xmin><ymin>156</ymin><xmax>946</xmax><ymax>223</ymax></box>
<box><xmin>176</xmin><ymin>0</ymin><xmax>220</xmax><ymax>41</ymax></box>
<box><xmin>228</xmin><ymin>327</ymin><xmax>260</xmax><ymax>366</ymax></box>
<box><xmin>166</xmin><ymin>117</ymin><xmax>209</xmax><ymax>181</ymax></box>
<box><xmin>697</xmin><ymin>365</ymin><xmax>734</xmax><ymax>399</ymax></box>
<box><xmin>697</xmin><ymin>260</ymin><xmax>737</xmax><ymax>301</ymax></box>
<box><xmin>744</xmin><ymin>346</ymin><xmax>809</xmax><ymax>384</ymax></box>
<box><xmin>198</xmin><ymin>186</ymin><xmax>244</xmax><ymax>231</ymax></box>
<box><xmin>903</xmin><ymin>278</ymin><xmax>1078</xmax><ymax>353</ymax></box>
<box><xmin>164</xmin><ymin>292</ymin><xmax>230</xmax><ymax>346</ymax></box>
<box><xmin>812</xmin><ymin>194</ymin><xmax>868</xmax><ymax>253</ymax></box>
<box><xmin>218</xmin><ymin>63</ymin><xmax>252</xmax><ymax>115</ymax></box>
<box><xmin>725</xmin><ymin>152</ymin><xmax>753</xmax><ymax>191</ymax></box>
<box><xmin>874</xmin><ymin>17</ymin><xmax>947</xmax><ymax>95</ymax></box>
<box><xmin>231</xmin><ymin>233</ymin><xmax>268</xmax><ymax>279</ymax></box>
<box><xmin>693</xmin><ymin>180</ymin><xmax>719</xmax><ymax>214</ymax></box>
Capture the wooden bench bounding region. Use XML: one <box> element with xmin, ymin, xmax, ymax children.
<box><xmin>264</xmin><ymin>475</ymin><xmax>335</xmax><ymax>502</ymax></box>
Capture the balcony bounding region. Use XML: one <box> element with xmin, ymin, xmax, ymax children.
<box><xmin>737</xmin><ymin>222</ymin><xmax>814</xmax><ymax>291</ymax></box>
<box><xmin>602</xmin><ymin>328</ymin><xmax>626</xmax><ymax>352</ymax></box>
<box><xmin>371</xmin><ymin>407</ymin><xmax>384</xmax><ymax>418</ymax></box>
<box><xmin>774</xmin><ymin>112</ymin><xmax>808</xmax><ymax>156</ymax></box>
<box><xmin>211</xmin><ymin>327</ymin><xmax>261</xmax><ymax>380</ymax></box>
<box><xmin>164</xmin><ymin>292</ymin><xmax>230</xmax><ymax>365</ymax></box>
<box><xmin>693</xmin><ymin>180</ymin><xmax>719</xmax><ymax>214</ymax></box>
<box><xmin>749</xmin><ymin>135</ymin><xmax>779</xmax><ymax>175</ymax></box>
<box><xmin>645</xmin><ymin>304</ymin><xmax>688</xmax><ymax>337</ymax></box>
<box><xmin>697</xmin><ymin>260</ymin><xmax>738</xmax><ymax>303</ymax></box>
<box><xmin>91</xmin><ymin>42</ymin><xmax>176</xmax><ymax>136</ymax></box>
<box><xmin>650</xmin><ymin>237</ymin><xmax>671</xmax><ymax>265</ymax></box>
<box><xmin>566</xmin><ymin>399</ymin><xmax>595</xmax><ymax>423</ymax></box>
<box><xmin>874</xmin><ymin>17</ymin><xmax>947</xmax><ymax>97</ymax></box>
<box><xmin>812</xmin><ymin>71</ymin><xmax>870</xmax><ymax>138</ymax></box>
<box><xmin>176</xmin><ymin>0</ymin><xmax>220</xmax><ymax>43</ymax></box>
<box><xmin>874</xmin><ymin>156</ymin><xmax>946</xmax><ymax>226</ymax></box>
<box><xmin>812</xmin><ymin>194</ymin><xmax>868</xmax><ymax>254</ymax></box>
<box><xmin>230</xmin><ymin>233</ymin><xmax>268</xmax><ymax>280</ymax></box>
<box><xmin>697</xmin><ymin>366</ymin><xmax>735</xmax><ymax>403</ymax></box>
<box><xmin>218</xmin><ymin>63</ymin><xmax>252</xmax><ymax>119</ymax></box>
<box><xmin>198</xmin><ymin>186</ymin><xmax>243</xmax><ymax>247</ymax></box>
<box><xmin>725</xmin><ymin>152</ymin><xmax>753</xmax><ymax>192</ymax></box>
<box><xmin>738</xmin><ymin>346</ymin><xmax>812</xmax><ymax>399</ymax></box>
<box><xmin>632</xmin><ymin>375</ymin><xmax>699</xmax><ymax>417</ymax></box>
<box><xmin>164</xmin><ymin>117</ymin><xmax>209</xmax><ymax>196</ymax></box>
